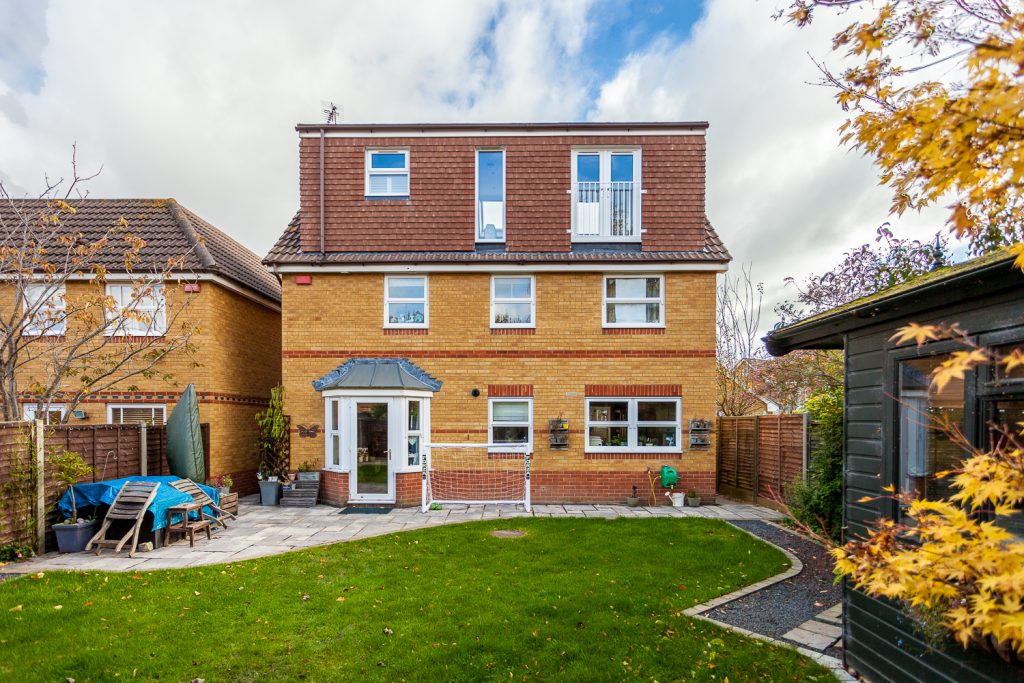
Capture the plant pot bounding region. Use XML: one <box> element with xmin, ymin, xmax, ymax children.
<box><xmin>626</xmin><ymin>496</ymin><xmax>640</xmax><ymax>507</ymax></box>
<box><xmin>219</xmin><ymin>486</ymin><xmax>230</xmax><ymax>498</ymax></box>
<box><xmin>297</xmin><ymin>471</ymin><xmax>321</xmax><ymax>482</ymax></box>
<box><xmin>667</xmin><ymin>492</ymin><xmax>685</xmax><ymax>508</ymax></box>
<box><xmin>52</xmin><ymin>519</ymin><xmax>96</xmax><ymax>553</ymax></box>
<box><xmin>259</xmin><ymin>480</ymin><xmax>281</xmax><ymax>506</ymax></box>
<box><xmin>687</xmin><ymin>496</ymin><xmax>701</xmax><ymax>507</ymax></box>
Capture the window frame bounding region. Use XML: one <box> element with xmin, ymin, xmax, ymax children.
<box><xmin>406</xmin><ymin>398</ymin><xmax>424</xmax><ymax>468</ymax></box>
<box><xmin>570</xmin><ymin>148</ymin><xmax>642</xmax><ymax>242</ymax></box>
<box><xmin>475</xmin><ymin>148</ymin><xmax>506</xmax><ymax>243</ymax></box>
<box><xmin>23</xmin><ymin>283</ymin><xmax>67</xmax><ymax>336</ymax></box>
<box><xmin>364</xmin><ymin>149</ymin><xmax>410</xmax><ymax>198</ymax></box>
<box><xmin>488</xmin><ymin>397</ymin><xmax>534</xmax><ymax>453</ymax></box>
<box><xmin>602</xmin><ymin>274</ymin><xmax>665</xmax><ymax>328</ymax></box>
<box><xmin>585</xmin><ymin>397</ymin><xmax>682</xmax><ymax>454</ymax></box>
<box><xmin>490</xmin><ymin>275</ymin><xmax>536</xmax><ymax>329</ymax></box>
<box><xmin>23</xmin><ymin>403</ymin><xmax>66</xmax><ymax>424</ymax></box>
<box><xmin>105</xmin><ymin>283</ymin><xmax>167</xmax><ymax>337</ymax></box>
<box><xmin>383</xmin><ymin>275</ymin><xmax>429</xmax><ymax>329</ymax></box>
<box><xmin>106</xmin><ymin>403</ymin><xmax>166</xmax><ymax>425</ymax></box>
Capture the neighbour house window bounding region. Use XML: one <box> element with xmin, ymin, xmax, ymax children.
<box><xmin>106</xmin><ymin>284</ymin><xmax>166</xmax><ymax>336</ymax></box>
<box><xmin>407</xmin><ymin>399</ymin><xmax>422</xmax><ymax>467</ymax></box>
<box><xmin>476</xmin><ymin>149</ymin><xmax>505</xmax><ymax>241</ymax></box>
<box><xmin>107</xmin><ymin>404</ymin><xmax>166</xmax><ymax>425</ymax></box>
<box><xmin>23</xmin><ymin>403</ymin><xmax>66</xmax><ymax>424</ymax></box>
<box><xmin>365</xmin><ymin>150</ymin><xmax>410</xmax><ymax>197</ymax></box>
<box><xmin>603</xmin><ymin>275</ymin><xmax>663</xmax><ymax>327</ymax></box>
<box><xmin>23</xmin><ymin>283</ymin><xmax>67</xmax><ymax>336</ymax></box>
<box><xmin>571</xmin><ymin>149</ymin><xmax>641</xmax><ymax>240</ymax></box>
<box><xmin>897</xmin><ymin>356</ymin><xmax>965</xmax><ymax>514</ymax></box>
<box><xmin>586</xmin><ymin>398</ymin><xmax>681</xmax><ymax>452</ymax></box>
<box><xmin>489</xmin><ymin>398</ymin><xmax>533</xmax><ymax>452</ymax></box>
<box><xmin>384</xmin><ymin>276</ymin><xmax>428</xmax><ymax>327</ymax></box>
<box><xmin>491</xmin><ymin>276</ymin><xmax>535</xmax><ymax>328</ymax></box>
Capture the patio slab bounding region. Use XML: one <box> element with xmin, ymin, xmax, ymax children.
<box><xmin>5</xmin><ymin>497</ymin><xmax>783</xmax><ymax>574</ymax></box>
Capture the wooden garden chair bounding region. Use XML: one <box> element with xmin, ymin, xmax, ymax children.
<box><xmin>169</xmin><ymin>479</ymin><xmax>237</xmax><ymax>530</ymax></box>
<box><xmin>86</xmin><ymin>481</ymin><xmax>160</xmax><ymax>558</ymax></box>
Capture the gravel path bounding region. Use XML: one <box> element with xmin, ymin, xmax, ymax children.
<box><xmin>706</xmin><ymin>520</ymin><xmax>842</xmax><ymax>654</ymax></box>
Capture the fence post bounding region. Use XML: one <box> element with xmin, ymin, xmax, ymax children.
<box><xmin>34</xmin><ymin>419</ymin><xmax>45</xmax><ymax>552</ymax></box>
<box><xmin>802</xmin><ymin>412</ymin><xmax>810</xmax><ymax>481</ymax></box>
<box><xmin>751</xmin><ymin>416</ymin><xmax>760</xmax><ymax>504</ymax></box>
<box><xmin>139</xmin><ymin>424</ymin><xmax>148</xmax><ymax>477</ymax></box>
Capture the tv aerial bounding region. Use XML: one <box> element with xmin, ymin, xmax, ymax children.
<box><xmin>320</xmin><ymin>101</ymin><xmax>342</xmax><ymax>124</ymax></box>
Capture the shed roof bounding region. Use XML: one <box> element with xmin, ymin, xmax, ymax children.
<box><xmin>764</xmin><ymin>248</ymin><xmax>1021</xmax><ymax>356</ymax></box>
<box><xmin>312</xmin><ymin>358</ymin><xmax>442</xmax><ymax>392</ymax></box>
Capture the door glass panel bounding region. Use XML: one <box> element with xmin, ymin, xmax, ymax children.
<box><xmin>356</xmin><ymin>402</ymin><xmax>389</xmax><ymax>495</ymax></box>
<box><xmin>897</xmin><ymin>357</ymin><xmax>965</xmax><ymax>509</ymax></box>
<box><xmin>986</xmin><ymin>399</ymin><xmax>1024</xmax><ymax>537</ymax></box>
<box><xmin>610</xmin><ymin>154</ymin><xmax>633</xmax><ymax>182</ymax></box>
<box><xmin>576</xmin><ymin>154</ymin><xmax>599</xmax><ymax>183</ymax></box>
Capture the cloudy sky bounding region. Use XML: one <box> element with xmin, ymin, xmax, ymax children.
<box><xmin>0</xmin><ymin>0</ymin><xmax>951</xmax><ymax>329</ymax></box>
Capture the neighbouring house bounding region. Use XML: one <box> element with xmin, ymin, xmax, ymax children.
<box><xmin>3</xmin><ymin>199</ymin><xmax>282</xmax><ymax>494</ymax></box>
<box><xmin>265</xmin><ymin>121</ymin><xmax>730</xmax><ymax>507</ymax></box>
<box><xmin>765</xmin><ymin>249</ymin><xmax>1023</xmax><ymax>683</ymax></box>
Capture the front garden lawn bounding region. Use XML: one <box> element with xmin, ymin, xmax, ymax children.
<box><xmin>0</xmin><ymin>518</ymin><xmax>834</xmax><ymax>682</ymax></box>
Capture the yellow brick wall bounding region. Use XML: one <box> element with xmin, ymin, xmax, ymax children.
<box><xmin>281</xmin><ymin>271</ymin><xmax>718</xmax><ymax>488</ymax></box>
<box><xmin>6</xmin><ymin>280</ymin><xmax>281</xmax><ymax>487</ymax></box>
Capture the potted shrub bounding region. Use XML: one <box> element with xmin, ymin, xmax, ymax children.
<box><xmin>626</xmin><ymin>485</ymin><xmax>640</xmax><ymax>507</ymax></box>
<box><xmin>208</xmin><ymin>474</ymin><xmax>233</xmax><ymax>498</ymax></box>
<box><xmin>686</xmin><ymin>488</ymin><xmax>701</xmax><ymax>507</ymax></box>
<box><xmin>296</xmin><ymin>460</ymin><xmax>320</xmax><ymax>482</ymax></box>
<box><xmin>255</xmin><ymin>386</ymin><xmax>288</xmax><ymax>506</ymax></box>
<box><xmin>51</xmin><ymin>449</ymin><xmax>96</xmax><ymax>553</ymax></box>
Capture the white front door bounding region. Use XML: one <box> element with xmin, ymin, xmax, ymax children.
<box><xmin>349</xmin><ymin>398</ymin><xmax>399</xmax><ymax>502</ymax></box>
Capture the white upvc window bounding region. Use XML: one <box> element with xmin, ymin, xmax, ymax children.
<box><xmin>491</xmin><ymin>275</ymin><xmax>535</xmax><ymax>328</ymax></box>
<box><xmin>384</xmin><ymin>276</ymin><xmax>428</xmax><ymax>328</ymax></box>
<box><xmin>365</xmin><ymin>149</ymin><xmax>410</xmax><ymax>197</ymax></box>
<box><xmin>407</xmin><ymin>399</ymin><xmax>423</xmax><ymax>467</ymax></box>
<box><xmin>325</xmin><ymin>397</ymin><xmax>344</xmax><ymax>470</ymax></box>
<box><xmin>571</xmin><ymin>148</ymin><xmax>642</xmax><ymax>241</ymax></box>
<box><xmin>476</xmin><ymin>149</ymin><xmax>506</xmax><ymax>242</ymax></box>
<box><xmin>23</xmin><ymin>283</ymin><xmax>67</xmax><ymax>336</ymax></box>
<box><xmin>489</xmin><ymin>398</ymin><xmax>533</xmax><ymax>452</ymax></box>
<box><xmin>585</xmin><ymin>397</ymin><xmax>681</xmax><ymax>453</ymax></box>
<box><xmin>106</xmin><ymin>283</ymin><xmax>167</xmax><ymax>336</ymax></box>
<box><xmin>603</xmin><ymin>274</ymin><xmax>664</xmax><ymax>328</ymax></box>
<box><xmin>107</xmin><ymin>404</ymin><xmax>166</xmax><ymax>425</ymax></box>
<box><xmin>23</xmin><ymin>403</ymin><xmax>66</xmax><ymax>424</ymax></box>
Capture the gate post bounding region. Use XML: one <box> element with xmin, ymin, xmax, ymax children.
<box><xmin>751</xmin><ymin>416</ymin><xmax>760</xmax><ymax>504</ymax></box>
<box><xmin>34</xmin><ymin>419</ymin><xmax>45</xmax><ymax>552</ymax></box>
<box><xmin>139</xmin><ymin>424</ymin><xmax>148</xmax><ymax>476</ymax></box>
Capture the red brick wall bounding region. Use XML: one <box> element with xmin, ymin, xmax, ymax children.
<box><xmin>299</xmin><ymin>134</ymin><xmax>706</xmax><ymax>253</ymax></box>
<box><xmin>320</xmin><ymin>470</ymin><xmax>349</xmax><ymax>506</ymax></box>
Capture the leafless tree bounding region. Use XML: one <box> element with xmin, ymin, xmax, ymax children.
<box><xmin>0</xmin><ymin>149</ymin><xmax>201</xmax><ymax>423</ymax></box>
<box><xmin>717</xmin><ymin>263</ymin><xmax>765</xmax><ymax>416</ymax></box>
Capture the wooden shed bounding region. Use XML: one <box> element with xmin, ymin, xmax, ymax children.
<box><xmin>764</xmin><ymin>249</ymin><xmax>1023</xmax><ymax>682</ymax></box>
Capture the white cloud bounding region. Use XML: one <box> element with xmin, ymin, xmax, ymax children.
<box><xmin>589</xmin><ymin>2</ymin><xmax>952</xmax><ymax>329</ymax></box>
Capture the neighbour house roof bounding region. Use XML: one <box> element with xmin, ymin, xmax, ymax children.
<box><xmin>764</xmin><ymin>248</ymin><xmax>1020</xmax><ymax>356</ymax></box>
<box><xmin>1</xmin><ymin>198</ymin><xmax>281</xmax><ymax>303</ymax></box>
<box><xmin>313</xmin><ymin>358</ymin><xmax>442</xmax><ymax>392</ymax></box>
<box><xmin>264</xmin><ymin>212</ymin><xmax>731</xmax><ymax>266</ymax></box>
<box><xmin>294</xmin><ymin>121</ymin><xmax>710</xmax><ymax>134</ymax></box>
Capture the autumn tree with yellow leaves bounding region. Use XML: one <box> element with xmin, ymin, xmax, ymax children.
<box><xmin>780</xmin><ymin>0</ymin><xmax>1024</xmax><ymax>661</ymax></box>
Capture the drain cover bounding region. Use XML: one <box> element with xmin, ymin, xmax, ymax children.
<box><xmin>490</xmin><ymin>529</ymin><xmax>526</xmax><ymax>538</ymax></box>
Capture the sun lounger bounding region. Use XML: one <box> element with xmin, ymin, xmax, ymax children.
<box><xmin>169</xmin><ymin>479</ymin><xmax>237</xmax><ymax>530</ymax></box>
<box><xmin>86</xmin><ymin>481</ymin><xmax>160</xmax><ymax>557</ymax></box>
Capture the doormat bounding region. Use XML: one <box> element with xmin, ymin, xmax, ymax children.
<box><xmin>339</xmin><ymin>507</ymin><xmax>392</xmax><ymax>515</ymax></box>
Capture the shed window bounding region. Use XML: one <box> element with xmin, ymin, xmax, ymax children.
<box><xmin>897</xmin><ymin>356</ymin><xmax>965</xmax><ymax>510</ymax></box>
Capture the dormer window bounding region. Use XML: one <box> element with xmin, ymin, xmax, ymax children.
<box><xmin>476</xmin><ymin>149</ymin><xmax>506</xmax><ymax>242</ymax></box>
<box><xmin>571</xmin><ymin>149</ymin><xmax>641</xmax><ymax>242</ymax></box>
<box><xmin>365</xmin><ymin>150</ymin><xmax>410</xmax><ymax>197</ymax></box>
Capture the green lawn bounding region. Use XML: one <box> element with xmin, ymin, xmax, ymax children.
<box><xmin>0</xmin><ymin>518</ymin><xmax>834</xmax><ymax>682</ymax></box>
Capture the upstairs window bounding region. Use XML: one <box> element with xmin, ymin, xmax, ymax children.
<box><xmin>106</xmin><ymin>284</ymin><xmax>166</xmax><ymax>336</ymax></box>
<box><xmin>365</xmin><ymin>150</ymin><xmax>410</xmax><ymax>197</ymax></box>
<box><xmin>476</xmin><ymin>149</ymin><xmax>505</xmax><ymax>241</ymax></box>
<box><xmin>491</xmin><ymin>275</ymin><xmax>535</xmax><ymax>328</ymax></box>
<box><xmin>384</xmin><ymin>276</ymin><xmax>428</xmax><ymax>328</ymax></box>
<box><xmin>603</xmin><ymin>275</ymin><xmax>663</xmax><ymax>327</ymax></box>
<box><xmin>571</xmin><ymin>149</ymin><xmax>641</xmax><ymax>241</ymax></box>
<box><xmin>23</xmin><ymin>283</ymin><xmax>67</xmax><ymax>336</ymax></box>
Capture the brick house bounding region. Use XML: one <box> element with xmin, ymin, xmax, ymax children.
<box><xmin>5</xmin><ymin>199</ymin><xmax>281</xmax><ymax>493</ymax></box>
<box><xmin>265</xmin><ymin>122</ymin><xmax>730</xmax><ymax>506</ymax></box>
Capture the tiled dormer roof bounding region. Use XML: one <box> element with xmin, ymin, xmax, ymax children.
<box><xmin>264</xmin><ymin>211</ymin><xmax>730</xmax><ymax>265</ymax></box>
<box><xmin>1</xmin><ymin>198</ymin><xmax>280</xmax><ymax>302</ymax></box>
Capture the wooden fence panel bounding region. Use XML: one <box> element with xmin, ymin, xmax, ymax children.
<box><xmin>717</xmin><ymin>414</ymin><xmax>809</xmax><ymax>509</ymax></box>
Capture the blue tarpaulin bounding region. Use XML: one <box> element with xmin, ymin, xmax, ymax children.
<box><xmin>57</xmin><ymin>476</ymin><xmax>221</xmax><ymax>532</ymax></box>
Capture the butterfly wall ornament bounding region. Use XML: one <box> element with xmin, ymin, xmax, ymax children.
<box><xmin>297</xmin><ymin>424</ymin><xmax>320</xmax><ymax>438</ymax></box>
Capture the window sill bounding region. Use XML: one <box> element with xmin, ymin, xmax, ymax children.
<box><xmin>491</xmin><ymin>327</ymin><xmax>535</xmax><ymax>335</ymax></box>
<box><xmin>364</xmin><ymin>195</ymin><xmax>410</xmax><ymax>201</ymax></box>
<box><xmin>384</xmin><ymin>328</ymin><xmax>429</xmax><ymax>336</ymax></box>
<box><xmin>571</xmin><ymin>236</ymin><xmax>642</xmax><ymax>243</ymax></box>
<box><xmin>602</xmin><ymin>327</ymin><xmax>665</xmax><ymax>335</ymax></box>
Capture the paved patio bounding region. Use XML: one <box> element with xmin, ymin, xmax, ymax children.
<box><xmin>6</xmin><ymin>496</ymin><xmax>782</xmax><ymax>573</ymax></box>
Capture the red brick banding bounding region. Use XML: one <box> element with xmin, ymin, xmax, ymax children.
<box><xmin>487</xmin><ymin>384</ymin><xmax>534</xmax><ymax>397</ymax></box>
<box><xmin>490</xmin><ymin>328</ymin><xmax>536</xmax><ymax>335</ymax></box>
<box><xmin>584</xmin><ymin>384</ymin><xmax>682</xmax><ymax>397</ymax></box>
<box><xmin>383</xmin><ymin>328</ymin><xmax>429</xmax><ymax>336</ymax></box>
<box><xmin>284</xmin><ymin>349</ymin><xmax>715</xmax><ymax>359</ymax></box>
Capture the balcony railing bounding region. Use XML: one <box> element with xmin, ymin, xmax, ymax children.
<box><xmin>571</xmin><ymin>181</ymin><xmax>640</xmax><ymax>241</ymax></box>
